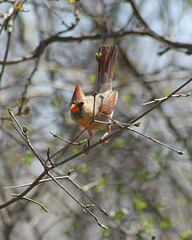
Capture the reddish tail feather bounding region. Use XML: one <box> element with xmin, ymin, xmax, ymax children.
<box><xmin>97</xmin><ymin>45</ymin><xmax>118</xmax><ymax>92</ymax></box>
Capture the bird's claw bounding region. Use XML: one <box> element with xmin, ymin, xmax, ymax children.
<box><xmin>83</xmin><ymin>139</ymin><xmax>90</xmax><ymax>154</ymax></box>
<box><xmin>99</xmin><ymin>137</ymin><xmax>108</xmax><ymax>145</ymax></box>
<box><xmin>99</xmin><ymin>132</ymin><xmax>109</xmax><ymax>145</ymax></box>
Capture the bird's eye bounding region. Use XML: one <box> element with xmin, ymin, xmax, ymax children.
<box><xmin>79</xmin><ymin>102</ymin><xmax>84</xmax><ymax>106</ymax></box>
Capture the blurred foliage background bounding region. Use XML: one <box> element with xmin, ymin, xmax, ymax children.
<box><xmin>0</xmin><ymin>0</ymin><xmax>192</xmax><ymax>240</ymax></box>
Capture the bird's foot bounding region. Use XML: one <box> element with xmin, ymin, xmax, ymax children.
<box><xmin>83</xmin><ymin>139</ymin><xmax>90</xmax><ymax>154</ymax></box>
<box><xmin>99</xmin><ymin>138</ymin><xmax>108</xmax><ymax>145</ymax></box>
<box><xmin>99</xmin><ymin>132</ymin><xmax>109</xmax><ymax>145</ymax></box>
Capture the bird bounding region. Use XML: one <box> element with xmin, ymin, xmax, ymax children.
<box><xmin>70</xmin><ymin>45</ymin><xmax>118</xmax><ymax>144</ymax></box>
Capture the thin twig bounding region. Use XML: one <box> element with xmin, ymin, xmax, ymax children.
<box><xmin>50</xmin><ymin>132</ymin><xmax>86</xmax><ymax>145</ymax></box>
<box><xmin>10</xmin><ymin>193</ymin><xmax>49</xmax><ymax>212</ymax></box>
<box><xmin>109</xmin><ymin>117</ymin><xmax>183</xmax><ymax>154</ymax></box>
<box><xmin>53</xmin><ymin>77</ymin><xmax>192</xmax><ymax>167</ymax></box>
<box><xmin>8</xmin><ymin>109</ymin><xmax>23</xmax><ymax>131</ymax></box>
<box><xmin>8</xmin><ymin>109</ymin><xmax>44</xmax><ymax>165</ymax></box>
<box><xmin>2</xmin><ymin>25</ymin><xmax>192</xmax><ymax>66</ymax></box>
<box><xmin>142</xmin><ymin>92</ymin><xmax>191</xmax><ymax>106</ymax></box>
<box><xmin>2</xmin><ymin>78</ymin><xmax>191</xmax><ymax>210</ymax></box>
<box><xmin>67</xmin><ymin>176</ymin><xmax>109</xmax><ymax>215</ymax></box>
<box><xmin>4</xmin><ymin>176</ymin><xmax>69</xmax><ymax>189</ymax></box>
<box><xmin>127</xmin><ymin>127</ymin><xmax>184</xmax><ymax>155</ymax></box>
<box><xmin>47</xmin><ymin>172</ymin><xmax>108</xmax><ymax>229</ymax></box>
<box><xmin>0</xmin><ymin>170</ymin><xmax>48</xmax><ymax>209</ymax></box>
<box><xmin>0</xmin><ymin>31</ymin><xmax>12</xmax><ymax>83</ymax></box>
<box><xmin>128</xmin><ymin>0</ymin><xmax>192</xmax><ymax>54</ymax></box>
<box><xmin>23</xmin><ymin>57</ymin><xmax>40</xmax><ymax>95</ymax></box>
<box><xmin>4</xmin><ymin>173</ymin><xmax>108</xmax><ymax>215</ymax></box>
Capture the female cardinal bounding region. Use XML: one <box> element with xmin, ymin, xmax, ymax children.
<box><xmin>70</xmin><ymin>45</ymin><xmax>118</xmax><ymax>142</ymax></box>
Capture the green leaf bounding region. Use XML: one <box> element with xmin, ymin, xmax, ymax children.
<box><xmin>134</xmin><ymin>196</ymin><xmax>147</xmax><ymax>211</ymax></box>
<box><xmin>115</xmin><ymin>185</ymin><xmax>126</xmax><ymax>196</ymax></box>
<box><xmin>79</xmin><ymin>139</ymin><xmax>87</xmax><ymax>144</ymax></box>
<box><xmin>122</xmin><ymin>93</ymin><xmax>132</xmax><ymax>102</ymax></box>
<box><xmin>160</xmin><ymin>214</ymin><xmax>174</xmax><ymax>229</ymax></box>
<box><xmin>90</xmin><ymin>73</ymin><xmax>96</xmax><ymax>84</ymax></box>
<box><xmin>7</xmin><ymin>107</ymin><xmax>12</xmax><ymax>113</ymax></box>
<box><xmin>99</xmin><ymin>176</ymin><xmax>108</xmax><ymax>185</ymax></box>
<box><xmin>23</xmin><ymin>151</ymin><xmax>33</xmax><ymax>164</ymax></box>
<box><xmin>62</xmin><ymin>230</ymin><xmax>70</xmax><ymax>236</ymax></box>
<box><xmin>151</xmin><ymin>236</ymin><xmax>156</xmax><ymax>240</ymax></box>
<box><xmin>100</xmin><ymin>224</ymin><xmax>108</xmax><ymax>230</ymax></box>
<box><xmin>111</xmin><ymin>208</ymin><xmax>129</xmax><ymax>223</ymax></box>
<box><xmin>139</xmin><ymin>216</ymin><xmax>154</xmax><ymax>233</ymax></box>
<box><xmin>71</xmin><ymin>219</ymin><xmax>78</xmax><ymax>230</ymax></box>
<box><xmin>76</xmin><ymin>163</ymin><xmax>87</xmax><ymax>173</ymax></box>
<box><xmin>131</xmin><ymin>169</ymin><xmax>150</xmax><ymax>181</ymax></box>
<box><xmin>154</xmin><ymin>148</ymin><xmax>162</xmax><ymax>160</ymax></box>
<box><xmin>72</xmin><ymin>146</ymin><xmax>82</xmax><ymax>154</ymax></box>
<box><xmin>111</xmin><ymin>138</ymin><xmax>124</xmax><ymax>148</ymax></box>
<box><xmin>180</xmin><ymin>229</ymin><xmax>192</xmax><ymax>240</ymax></box>
<box><xmin>23</xmin><ymin>125</ymin><xmax>28</xmax><ymax>133</ymax></box>
<box><xmin>100</xmin><ymin>228</ymin><xmax>109</xmax><ymax>238</ymax></box>
<box><xmin>86</xmin><ymin>204</ymin><xmax>94</xmax><ymax>208</ymax></box>
<box><xmin>96</xmin><ymin>52</ymin><xmax>102</xmax><ymax>60</ymax></box>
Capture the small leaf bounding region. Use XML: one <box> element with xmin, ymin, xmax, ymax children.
<box><xmin>99</xmin><ymin>176</ymin><xmax>108</xmax><ymax>185</ymax></box>
<box><xmin>72</xmin><ymin>146</ymin><xmax>81</xmax><ymax>154</ymax></box>
<box><xmin>90</xmin><ymin>73</ymin><xmax>96</xmax><ymax>84</ymax></box>
<box><xmin>154</xmin><ymin>148</ymin><xmax>162</xmax><ymax>160</ymax></box>
<box><xmin>86</xmin><ymin>204</ymin><xmax>95</xmax><ymax>208</ymax></box>
<box><xmin>100</xmin><ymin>228</ymin><xmax>109</xmax><ymax>238</ymax></box>
<box><xmin>111</xmin><ymin>138</ymin><xmax>124</xmax><ymax>148</ymax></box>
<box><xmin>111</xmin><ymin>208</ymin><xmax>129</xmax><ymax>223</ymax></box>
<box><xmin>7</xmin><ymin>107</ymin><xmax>12</xmax><ymax>114</ymax></box>
<box><xmin>77</xmin><ymin>163</ymin><xmax>87</xmax><ymax>173</ymax></box>
<box><xmin>62</xmin><ymin>230</ymin><xmax>70</xmax><ymax>236</ymax></box>
<box><xmin>122</xmin><ymin>93</ymin><xmax>132</xmax><ymax>102</ymax></box>
<box><xmin>96</xmin><ymin>52</ymin><xmax>102</xmax><ymax>60</ymax></box>
<box><xmin>160</xmin><ymin>214</ymin><xmax>174</xmax><ymax>229</ymax></box>
<box><xmin>82</xmin><ymin>208</ymin><xmax>86</xmax><ymax>213</ymax></box>
<box><xmin>134</xmin><ymin>196</ymin><xmax>147</xmax><ymax>211</ymax></box>
<box><xmin>115</xmin><ymin>186</ymin><xmax>126</xmax><ymax>196</ymax></box>
<box><xmin>23</xmin><ymin>126</ymin><xmax>28</xmax><ymax>133</ymax></box>
<box><xmin>79</xmin><ymin>139</ymin><xmax>87</xmax><ymax>144</ymax></box>
<box><xmin>71</xmin><ymin>219</ymin><xmax>78</xmax><ymax>230</ymax></box>
<box><xmin>100</xmin><ymin>224</ymin><xmax>108</xmax><ymax>230</ymax></box>
<box><xmin>23</xmin><ymin>151</ymin><xmax>33</xmax><ymax>164</ymax></box>
<box><xmin>47</xmin><ymin>147</ymin><xmax>50</xmax><ymax>155</ymax></box>
<box><xmin>180</xmin><ymin>229</ymin><xmax>192</xmax><ymax>240</ymax></box>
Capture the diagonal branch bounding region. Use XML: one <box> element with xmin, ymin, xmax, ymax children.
<box><xmin>128</xmin><ymin>0</ymin><xmax>192</xmax><ymax>54</ymax></box>
<box><xmin>1</xmin><ymin>78</ymin><xmax>191</xmax><ymax>209</ymax></box>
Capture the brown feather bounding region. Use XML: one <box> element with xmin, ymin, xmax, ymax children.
<box><xmin>97</xmin><ymin>45</ymin><xmax>118</xmax><ymax>92</ymax></box>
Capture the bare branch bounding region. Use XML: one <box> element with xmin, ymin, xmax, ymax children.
<box><xmin>142</xmin><ymin>92</ymin><xmax>191</xmax><ymax>106</ymax></box>
<box><xmin>0</xmin><ymin>170</ymin><xmax>48</xmax><ymax>209</ymax></box>
<box><xmin>10</xmin><ymin>193</ymin><xmax>49</xmax><ymax>212</ymax></box>
<box><xmin>47</xmin><ymin>172</ymin><xmax>108</xmax><ymax>229</ymax></box>
<box><xmin>2</xmin><ymin>27</ymin><xmax>192</xmax><ymax>66</ymax></box>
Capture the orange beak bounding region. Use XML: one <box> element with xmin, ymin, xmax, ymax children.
<box><xmin>70</xmin><ymin>103</ymin><xmax>80</xmax><ymax>112</ymax></box>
